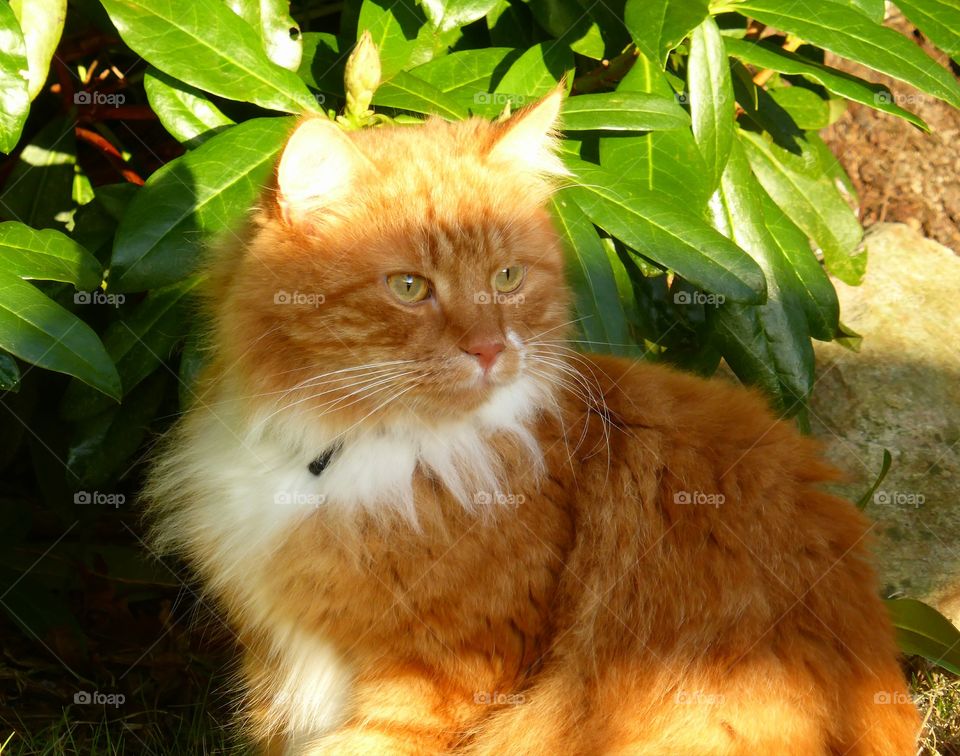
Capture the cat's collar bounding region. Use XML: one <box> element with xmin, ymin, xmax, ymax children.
<box><xmin>308</xmin><ymin>441</ymin><xmax>342</xmax><ymax>476</ymax></box>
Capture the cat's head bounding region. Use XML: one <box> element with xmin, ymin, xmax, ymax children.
<box><xmin>210</xmin><ymin>89</ymin><xmax>573</xmax><ymax>431</ymax></box>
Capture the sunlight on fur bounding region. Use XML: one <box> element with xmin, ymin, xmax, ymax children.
<box><xmin>144</xmin><ymin>90</ymin><xmax>920</xmax><ymax>754</ymax></box>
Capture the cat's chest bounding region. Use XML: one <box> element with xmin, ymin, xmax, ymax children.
<box><xmin>186</xmin><ymin>405</ymin><xmax>541</xmax><ymax>605</ymax></box>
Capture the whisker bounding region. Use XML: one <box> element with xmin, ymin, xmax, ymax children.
<box><xmin>528</xmin><ymin>349</ymin><xmax>613</xmax><ymax>480</ymax></box>
<box><xmin>287</xmin><ymin>360</ymin><xmax>418</xmax><ymax>392</ymax></box>
<box><xmin>530</xmin><ymin>337</ymin><xmax>642</xmax><ymax>350</ymax></box>
<box><xmin>255</xmin><ymin>369</ymin><xmax>417</xmax><ymax>428</ymax></box>
<box><xmin>326</xmin><ymin>381</ymin><xmax>421</xmax><ymax>447</ymax></box>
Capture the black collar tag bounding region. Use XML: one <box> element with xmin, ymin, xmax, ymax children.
<box><xmin>308</xmin><ymin>441</ymin><xmax>342</xmax><ymax>476</ymax></box>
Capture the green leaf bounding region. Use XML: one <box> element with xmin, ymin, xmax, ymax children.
<box><xmin>808</xmin><ymin>131</ymin><xmax>858</xmax><ymax>203</ymax></box>
<box><xmin>0</xmin><ymin>269</ymin><xmax>120</xmax><ymax>399</ymax></box>
<box><xmin>62</xmin><ymin>276</ymin><xmax>203</xmax><ymax>419</ymax></box>
<box><xmin>886</xmin><ymin>598</ymin><xmax>960</xmax><ymax>675</ymax></box>
<box><xmin>359</xmin><ymin>0</ymin><xmax>453</xmax><ymax>78</ymax></box>
<box><xmin>604</xmin><ymin>242</ymin><xmax>643</xmax><ymax>335</ymax></box>
<box><xmin>178</xmin><ymin>325</ymin><xmax>208</xmax><ymax>409</ymax></box>
<box><xmin>262</xmin><ymin>0</ymin><xmax>304</xmax><ymax>70</ymax></box>
<box><xmin>824</xmin><ymin>0</ymin><xmax>885</xmax><ymax>22</ymax></box>
<box><xmin>0</xmin><ymin>2</ymin><xmax>30</xmax><ymax>154</ymax></box>
<box><xmin>297</xmin><ymin>32</ymin><xmax>343</xmax><ymax>94</ymax></box>
<box><xmin>9</xmin><ymin>0</ymin><xmax>66</xmax><ymax>100</ymax></box>
<box><xmin>0</xmin><ymin>115</ymin><xmax>76</xmax><ymax>232</ymax></box>
<box><xmin>228</xmin><ymin>0</ymin><xmax>304</xmax><ymax>71</ymax></box>
<box><xmin>730</xmin><ymin>61</ymin><xmax>815</xmax><ymax>161</ymax></box>
<box><xmin>410</xmin><ymin>47</ymin><xmax>523</xmax><ymax>111</ymax></box>
<box><xmin>550</xmin><ymin>195</ymin><xmax>632</xmax><ymax>356</ymax></box>
<box><xmin>110</xmin><ymin>117</ymin><xmax>291</xmax><ymax>293</ymax></box>
<box><xmin>0</xmin><ymin>351</ymin><xmax>20</xmax><ymax>391</ymax></box>
<box><xmin>526</xmin><ymin>0</ymin><xmax>605</xmax><ymax>59</ymax></box>
<box><xmin>856</xmin><ymin>448</ymin><xmax>892</xmax><ymax>510</ymax></box>
<box><xmin>723</xmin><ymin>38</ymin><xmax>927</xmax><ymax>129</ymax></box>
<box><xmin>486</xmin><ymin>0</ymin><xmax>536</xmax><ymax>48</ymax></box>
<box><xmin>740</xmin><ymin>130</ymin><xmax>865</xmax><ymax>286</ymax></box>
<box><xmin>67</xmin><ymin>370</ymin><xmax>168</xmax><ymax>488</ymax></box>
<box><xmin>768</xmin><ymin>86</ymin><xmax>831</xmax><ymax>130</ymax></box>
<box><xmin>707</xmin><ymin>140</ymin><xmax>814</xmax><ymax>412</ymax></box>
<box><xmin>0</xmin><ymin>222</ymin><xmax>101</xmax><ymax>289</ymax></box>
<box><xmin>895</xmin><ymin>0</ymin><xmax>960</xmax><ymax>57</ymax></box>
<box><xmin>562</xmin><ymin>157</ymin><xmax>766</xmax><ymax>304</ymax></box>
<box><xmin>561</xmin><ymin>92</ymin><xmax>689</xmax><ymax>131</ymax></box>
<box><xmin>143</xmin><ymin>67</ymin><xmax>235</xmax><ymax>149</ymax></box>
<box><xmin>421</xmin><ymin>0</ymin><xmax>501</xmax><ymax>32</ymax></box>
<box><xmin>373</xmin><ymin>71</ymin><xmax>469</xmax><ymax>119</ymax></box>
<box><xmin>758</xmin><ymin>191</ymin><xmax>839</xmax><ymax>342</ymax></box>
<box><xmin>599</xmin><ymin>53</ymin><xmax>712</xmax><ymax>210</ymax></box>
<box><xmin>98</xmin><ymin>0</ymin><xmax>317</xmax><ymax>113</ymax></box>
<box><xmin>731</xmin><ymin>0</ymin><xmax>960</xmax><ymax>108</ymax></box>
<box><xmin>495</xmin><ymin>42</ymin><xmax>573</xmax><ymax>100</ymax></box>
<box><xmin>688</xmin><ymin>16</ymin><xmax>735</xmax><ymax>195</ymax></box>
<box><xmin>624</xmin><ymin>0</ymin><xmax>709</xmax><ymax>65</ymax></box>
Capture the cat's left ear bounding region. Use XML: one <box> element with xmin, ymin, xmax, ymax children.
<box><xmin>276</xmin><ymin>117</ymin><xmax>375</xmax><ymax>223</ymax></box>
<box><xmin>488</xmin><ymin>85</ymin><xmax>568</xmax><ymax>177</ymax></box>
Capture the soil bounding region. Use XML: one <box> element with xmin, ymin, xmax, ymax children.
<box><xmin>822</xmin><ymin>10</ymin><xmax>960</xmax><ymax>254</ymax></box>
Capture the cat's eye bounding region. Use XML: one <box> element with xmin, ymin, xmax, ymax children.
<box><xmin>386</xmin><ymin>273</ymin><xmax>431</xmax><ymax>303</ymax></box>
<box><xmin>493</xmin><ymin>265</ymin><xmax>525</xmax><ymax>293</ymax></box>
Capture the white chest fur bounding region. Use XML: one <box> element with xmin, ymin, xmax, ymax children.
<box><xmin>153</xmin><ymin>373</ymin><xmax>543</xmax><ymax>591</ymax></box>
<box><xmin>147</xmin><ymin>373</ymin><xmax>548</xmax><ymax>740</ymax></box>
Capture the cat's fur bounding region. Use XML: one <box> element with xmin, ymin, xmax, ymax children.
<box><xmin>145</xmin><ymin>90</ymin><xmax>920</xmax><ymax>754</ymax></box>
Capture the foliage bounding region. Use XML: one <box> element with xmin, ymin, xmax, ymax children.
<box><xmin>1</xmin><ymin>0</ymin><xmax>960</xmax><ymax>726</ymax></box>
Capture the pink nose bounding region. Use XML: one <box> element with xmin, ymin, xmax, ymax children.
<box><xmin>462</xmin><ymin>341</ymin><xmax>505</xmax><ymax>373</ymax></box>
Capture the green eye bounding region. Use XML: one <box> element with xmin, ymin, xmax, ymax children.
<box><xmin>387</xmin><ymin>273</ymin><xmax>430</xmax><ymax>303</ymax></box>
<box><xmin>493</xmin><ymin>265</ymin><xmax>525</xmax><ymax>293</ymax></box>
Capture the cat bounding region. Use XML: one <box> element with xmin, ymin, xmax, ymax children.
<box><xmin>144</xmin><ymin>89</ymin><xmax>921</xmax><ymax>755</ymax></box>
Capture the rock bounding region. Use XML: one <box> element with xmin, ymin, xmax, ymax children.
<box><xmin>810</xmin><ymin>223</ymin><xmax>960</xmax><ymax>622</ymax></box>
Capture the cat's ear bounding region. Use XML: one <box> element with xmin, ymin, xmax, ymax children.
<box><xmin>276</xmin><ymin>118</ymin><xmax>374</xmax><ymax>222</ymax></box>
<box><xmin>488</xmin><ymin>86</ymin><xmax>568</xmax><ymax>176</ymax></box>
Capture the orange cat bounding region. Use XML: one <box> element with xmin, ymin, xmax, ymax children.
<box><xmin>145</xmin><ymin>90</ymin><xmax>920</xmax><ymax>754</ymax></box>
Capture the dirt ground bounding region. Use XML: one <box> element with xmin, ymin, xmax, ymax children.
<box><xmin>822</xmin><ymin>10</ymin><xmax>960</xmax><ymax>254</ymax></box>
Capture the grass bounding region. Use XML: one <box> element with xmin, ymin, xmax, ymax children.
<box><xmin>0</xmin><ymin>677</ymin><xmax>254</xmax><ymax>755</ymax></box>
<box><xmin>914</xmin><ymin>660</ymin><xmax>960</xmax><ymax>755</ymax></box>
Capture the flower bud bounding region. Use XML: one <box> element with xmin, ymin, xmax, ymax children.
<box><xmin>345</xmin><ymin>31</ymin><xmax>381</xmax><ymax>118</ymax></box>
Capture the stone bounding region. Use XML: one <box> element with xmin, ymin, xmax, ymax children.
<box><xmin>809</xmin><ymin>223</ymin><xmax>960</xmax><ymax>621</ymax></box>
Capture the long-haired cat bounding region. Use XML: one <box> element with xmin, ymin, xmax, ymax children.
<box><xmin>145</xmin><ymin>90</ymin><xmax>920</xmax><ymax>754</ymax></box>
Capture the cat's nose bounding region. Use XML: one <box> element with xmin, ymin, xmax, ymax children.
<box><xmin>462</xmin><ymin>341</ymin><xmax>505</xmax><ymax>373</ymax></box>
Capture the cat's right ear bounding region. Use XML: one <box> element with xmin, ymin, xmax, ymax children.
<box><xmin>276</xmin><ymin>118</ymin><xmax>374</xmax><ymax>223</ymax></box>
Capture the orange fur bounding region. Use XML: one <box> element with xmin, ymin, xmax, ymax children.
<box><xmin>145</xmin><ymin>96</ymin><xmax>919</xmax><ymax>755</ymax></box>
